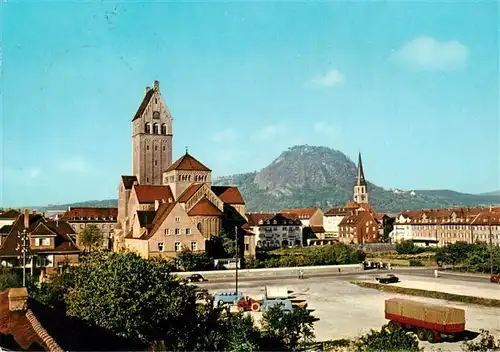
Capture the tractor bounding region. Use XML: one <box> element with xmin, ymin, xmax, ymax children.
<box><xmin>235</xmin><ymin>296</ymin><xmax>261</xmax><ymax>312</ymax></box>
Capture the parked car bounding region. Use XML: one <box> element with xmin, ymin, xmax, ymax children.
<box><xmin>490</xmin><ymin>273</ymin><xmax>500</xmax><ymax>283</ymax></box>
<box><xmin>375</xmin><ymin>273</ymin><xmax>399</xmax><ymax>284</ymax></box>
<box><xmin>186</xmin><ymin>274</ymin><xmax>207</xmax><ymax>283</ymax></box>
<box><xmin>214</xmin><ymin>291</ymin><xmax>244</xmax><ymax>305</ymax></box>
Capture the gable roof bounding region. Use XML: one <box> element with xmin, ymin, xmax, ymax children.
<box><xmin>282</xmin><ymin>208</ymin><xmax>320</xmax><ymax>219</ymax></box>
<box><xmin>164</xmin><ymin>153</ymin><xmax>211</xmax><ymax>172</ymax></box>
<box><xmin>121</xmin><ymin>175</ymin><xmax>138</xmax><ymax>190</ymax></box>
<box><xmin>177</xmin><ymin>183</ymin><xmax>205</xmax><ymax>203</ymax></box>
<box><xmin>61</xmin><ymin>207</ymin><xmax>117</xmax><ymax>221</ymax></box>
<box><xmin>0</xmin><ymin>215</ymin><xmax>79</xmax><ymax>257</ymax></box>
<box><xmin>246</xmin><ymin>213</ymin><xmax>276</xmax><ymax>226</ymax></box>
<box><xmin>134</xmin><ymin>185</ymin><xmax>173</xmax><ymax>204</ymax></box>
<box><xmin>187</xmin><ymin>197</ymin><xmax>224</xmax><ymax>217</ymax></box>
<box><xmin>141</xmin><ymin>202</ymin><xmax>177</xmax><ymax>240</ymax></box>
<box><xmin>0</xmin><ymin>210</ymin><xmax>21</xmax><ymax>219</ymax></box>
<box><xmin>211</xmin><ymin>186</ymin><xmax>245</xmax><ymax>205</ymax></box>
<box><xmin>339</xmin><ymin>211</ymin><xmax>374</xmax><ymax>227</ymax></box>
<box><xmin>131</xmin><ymin>88</ymin><xmax>154</xmax><ymax>122</ymax></box>
<box><xmin>324</xmin><ymin>207</ymin><xmax>357</xmax><ymax>216</ymax></box>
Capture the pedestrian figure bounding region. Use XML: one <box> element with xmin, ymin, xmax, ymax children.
<box><xmin>434</xmin><ymin>269</ymin><xmax>439</xmax><ymax>278</ymax></box>
<box><xmin>299</xmin><ymin>270</ymin><xmax>304</xmax><ymax>279</ymax></box>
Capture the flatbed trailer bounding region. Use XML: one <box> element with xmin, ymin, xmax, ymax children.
<box><xmin>385</xmin><ymin>298</ymin><xmax>465</xmax><ymax>343</ymax></box>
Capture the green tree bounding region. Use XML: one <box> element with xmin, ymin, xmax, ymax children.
<box><xmin>175</xmin><ymin>248</ymin><xmax>213</xmax><ymax>271</ymax></box>
<box><xmin>260</xmin><ymin>306</ymin><xmax>316</xmax><ymax>351</ymax></box>
<box><xmin>64</xmin><ymin>252</ymin><xmax>200</xmax><ymax>348</ymax></box>
<box><xmin>351</xmin><ymin>324</ymin><xmax>420</xmax><ymax>352</ymax></box>
<box><xmin>0</xmin><ymin>267</ymin><xmax>21</xmax><ymax>290</ymax></box>
<box><xmin>380</xmin><ymin>215</ymin><xmax>396</xmax><ymax>243</ymax></box>
<box><xmin>395</xmin><ymin>240</ymin><xmax>425</xmax><ymax>255</ymax></box>
<box><xmin>79</xmin><ymin>225</ymin><xmax>104</xmax><ymax>252</ymax></box>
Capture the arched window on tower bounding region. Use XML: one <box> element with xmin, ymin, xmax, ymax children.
<box><xmin>161</xmin><ymin>124</ymin><xmax>167</xmax><ymax>134</ymax></box>
<box><xmin>153</xmin><ymin>123</ymin><xmax>159</xmax><ymax>134</ymax></box>
<box><xmin>145</xmin><ymin>123</ymin><xmax>151</xmax><ymax>133</ymax></box>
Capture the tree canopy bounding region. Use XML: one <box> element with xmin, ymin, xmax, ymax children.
<box><xmin>79</xmin><ymin>225</ymin><xmax>105</xmax><ymax>252</ymax></box>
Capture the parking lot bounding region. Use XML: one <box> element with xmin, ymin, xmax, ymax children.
<box><xmin>204</xmin><ymin>274</ymin><xmax>500</xmax><ymax>351</ymax></box>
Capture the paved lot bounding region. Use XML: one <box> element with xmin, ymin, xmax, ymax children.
<box><xmin>202</xmin><ymin>274</ymin><xmax>500</xmax><ymax>351</ymax></box>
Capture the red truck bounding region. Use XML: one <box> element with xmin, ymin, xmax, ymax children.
<box><xmin>385</xmin><ymin>298</ymin><xmax>465</xmax><ymax>343</ymax></box>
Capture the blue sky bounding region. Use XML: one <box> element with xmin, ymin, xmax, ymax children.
<box><xmin>1</xmin><ymin>1</ymin><xmax>499</xmax><ymax>207</ymax></box>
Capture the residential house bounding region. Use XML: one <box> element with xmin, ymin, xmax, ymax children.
<box><xmin>282</xmin><ymin>207</ymin><xmax>326</xmax><ymax>244</ymax></box>
<box><xmin>246</xmin><ymin>212</ymin><xmax>303</xmax><ymax>249</ymax></box>
<box><xmin>323</xmin><ymin>206</ymin><xmax>358</xmax><ymax>238</ymax></box>
<box><xmin>61</xmin><ymin>207</ymin><xmax>118</xmax><ymax>250</ymax></box>
<box><xmin>0</xmin><ymin>210</ymin><xmax>80</xmax><ymax>273</ymax></box>
<box><xmin>390</xmin><ymin>207</ymin><xmax>500</xmax><ymax>247</ymax></box>
<box><xmin>0</xmin><ymin>209</ymin><xmax>20</xmax><ymax>229</ymax></box>
<box><xmin>338</xmin><ymin>209</ymin><xmax>379</xmax><ymax>244</ymax></box>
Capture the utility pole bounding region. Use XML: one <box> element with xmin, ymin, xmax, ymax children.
<box><xmin>16</xmin><ymin>210</ymin><xmax>31</xmax><ymax>287</ymax></box>
<box><xmin>235</xmin><ymin>225</ymin><xmax>239</xmax><ymax>293</ymax></box>
<box><xmin>489</xmin><ymin>207</ymin><xmax>494</xmax><ymax>275</ymax></box>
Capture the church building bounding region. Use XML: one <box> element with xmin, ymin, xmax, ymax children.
<box><xmin>115</xmin><ymin>80</ymin><xmax>247</xmax><ymax>258</ymax></box>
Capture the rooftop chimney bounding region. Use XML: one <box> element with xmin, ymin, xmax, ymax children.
<box><xmin>155</xmin><ymin>200</ymin><xmax>160</xmax><ymax>211</ymax></box>
<box><xmin>8</xmin><ymin>288</ymin><xmax>28</xmax><ymax>312</ymax></box>
<box><xmin>24</xmin><ymin>209</ymin><xmax>29</xmax><ymax>229</ymax></box>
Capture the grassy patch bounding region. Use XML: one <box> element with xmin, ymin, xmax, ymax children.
<box><xmin>350</xmin><ymin>281</ymin><xmax>500</xmax><ymax>308</ymax></box>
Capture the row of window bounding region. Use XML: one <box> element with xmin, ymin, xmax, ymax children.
<box><xmin>146</xmin><ymin>145</ymin><xmax>167</xmax><ymax>152</ymax></box>
<box><xmin>74</xmin><ymin>224</ymin><xmax>115</xmax><ymax>230</ymax></box>
<box><xmin>145</xmin><ymin>123</ymin><xmax>168</xmax><ymax>135</ymax></box>
<box><xmin>263</xmin><ymin>226</ymin><xmax>301</xmax><ymax>231</ymax></box>
<box><xmin>257</xmin><ymin>239</ymin><xmax>302</xmax><ymax>247</ymax></box>
<box><xmin>157</xmin><ymin>241</ymin><xmax>197</xmax><ymax>252</ymax></box>
<box><xmin>34</xmin><ymin>238</ymin><xmax>51</xmax><ymax>246</ymax></box>
<box><xmin>165</xmin><ymin>228</ymin><xmax>191</xmax><ymax>235</ymax></box>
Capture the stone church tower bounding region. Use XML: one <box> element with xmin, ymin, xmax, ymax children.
<box><xmin>353</xmin><ymin>152</ymin><xmax>368</xmax><ymax>204</ymax></box>
<box><xmin>132</xmin><ymin>80</ymin><xmax>173</xmax><ymax>185</ymax></box>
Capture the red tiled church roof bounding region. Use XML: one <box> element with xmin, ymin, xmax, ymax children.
<box><xmin>211</xmin><ymin>186</ymin><xmax>245</xmax><ymax>205</ymax></box>
<box><xmin>134</xmin><ymin>185</ymin><xmax>173</xmax><ymax>203</ymax></box>
<box><xmin>187</xmin><ymin>197</ymin><xmax>223</xmax><ymax>217</ymax></box>
<box><xmin>164</xmin><ymin>153</ymin><xmax>211</xmax><ymax>172</ymax></box>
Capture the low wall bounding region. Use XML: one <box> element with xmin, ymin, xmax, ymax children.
<box><xmin>175</xmin><ymin>263</ymin><xmax>364</xmax><ymax>279</ymax></box>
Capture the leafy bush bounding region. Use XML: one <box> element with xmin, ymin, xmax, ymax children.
<box><xmin>260</xmin><ymin>243</ymin><xmax>366</xmax><ymax>268</ymax></box>
<box><xmin>436</xmin><ymin>242</ymin><xmax>500</xmax><ymax>273</ymax></box>
<box><xmin>351</xmin><ymin>324</ymin><xmax>420</xmax><ymax>352</ymax></box>
<box><xmin>0</xmin><ymin>267</ymin><xmax>21</xmax><ymax>291</ymax></box>
<box><xmin>395</xmin><ymin>240</ymin><xmax>425</xmax><ymax>255</ymax></box>
<box><xmin>260</xmin><ymin>305</ymin><xmax>316</xmax><ymax>351</ymax></box>
<box><xmin>408</xmin><ymin>259</ymin><xmax>424</xmax><ymax>267</ymax></box>
<box><xmin>462</xmin><ymin>329</ymin><xmax>500</xmax><ymax>351</ymax></box>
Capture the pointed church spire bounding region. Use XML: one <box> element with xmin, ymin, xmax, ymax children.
<box><xmin>356</xmin><ymin>152</ymin><xmax>366</xmax><ymax>187</ymax></box>
<box><xmin>353</xmin><ymin>152</ymin><xmax>368</xmax><ymax>204</ymax></box>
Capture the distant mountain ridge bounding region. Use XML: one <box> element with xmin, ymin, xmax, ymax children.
<box><xmin>6</xmin><ymin>145</ymin><xmax>499</xmax><ymax>213</ymax></box>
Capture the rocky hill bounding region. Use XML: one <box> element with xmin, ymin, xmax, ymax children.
<box><xmin>12</xmin><ymin>145</ymin><xmax>498</xmax><ymax>214</ymax></box>
<box><xmin>214</xmin><ymin>145</ymin><xmax>499</xmax><ymax>212</ymax></box>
